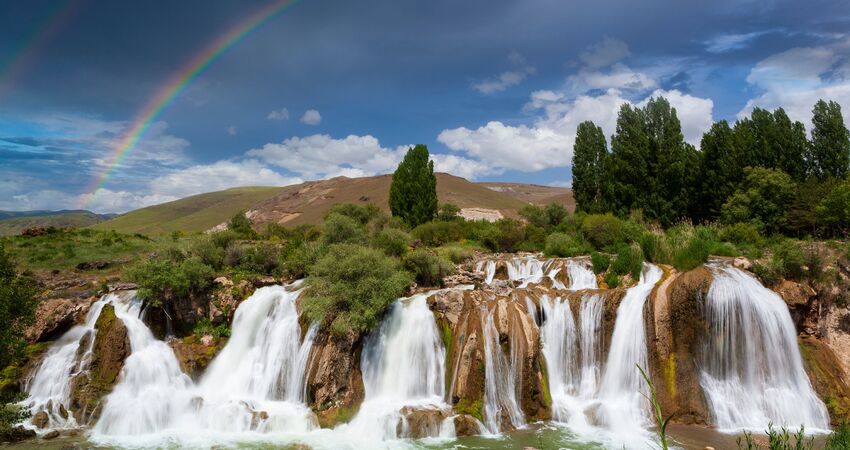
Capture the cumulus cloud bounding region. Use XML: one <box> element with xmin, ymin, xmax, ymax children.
<box><xmin>300</xmin><ymin>109</ymin><xmax>322</xmax><ymax>125</ymax></box>
<box><xmin>738</xmin><ymin>42</ymin><xmax>850</xmax><ymax>128</ymax></box>
<box><xmin>267</xmin><ymin>108</ymin><xmax>290</xmax><ymax>120</ymax></box>
<box><xmin>568</xmin><ymin>63</ymin><xmax>656</xmax><ymax>94</ymax></box>
<box><xmin>473</xmin><ymin>51</ymin><xmax>536</xmax><ymax>94</ymax></box>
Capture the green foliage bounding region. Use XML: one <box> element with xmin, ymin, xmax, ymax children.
<box><xmin>810</xmin><ymin>100</ymin><xmax>850</xmax><ymax>181</ymax></box>
<box><xmin>321</xmin><ymin>213</ymin><xmax>368</xmax><ymax>246</ymax></box>
<box><xmin>721</xmin><ymin>167</ymin><xmax>795</xmax><ymax>234</ymax></box>
<box><xmin>581</xmin><ymin>214</ymin><xmax>633</xmax><ymax>251</ymax></box>
<box><xmin>573</xmin><ymin>120</ymin><xmax>609</xmax><ymax>213</ymax></box>
<box><xmin>0</xmin><ymin>393</ymin><xmax>30</xmax><ymax>437</ymax></box>
<box><xmin>637</xmin><ymin>365</ymin><xmax>672</xmax><ymax>450</ymax></box>
<box><xmin>281</xmin><ymin>241</ymin><xmax>324</xmax><ymax>279</ymax></box>
<box><xmin>789</xmin><ymin>179</ymin><xmax>835</xmax><ymax>237</ymax></box>
<box><xmin>825</xmin><ymin>422</ymin><xmax>850</xmax><ymax>449</ymax></box>
<box><xmin>436</xmin><ymin>203</ymin><xmax>461</xmax><ymax>221</ymax></box>
<box><xmin>611</xmin><ymin>243</ymin><xmax>644</xmax><ymax>279</ymax></box>
<box><xmin>735</xmin><ymin>107</ymin><xmax>809</xmax><ymax>180</ymax></box>
<box><xmin>435</xmin><ymin>244</ymin><xmax>476</xmax><ymax>264</ymax></box>
<box><xmin>773</xmin><ymin>240</ymin><xmax>806</xmax><ymax>280</ymax></box>
<box><xmin>0</xmin><ymin>246</ymin><xmax>40</xmax><ymax>369</ymax></box>
<box><xmin>389</xmin><ymin>144</ymin><xmax>438</xmax><ymax>227</ymax></box>
<box><xmin>411</xmin><ymin>220</ymin><xmax>465</xmax><ymax>246</ymax></box>
<box><xmin>302</xmin><ymin>244</ymin><xmax>412</xmax><ymax>336</ymax></box>
<box><xmin>404</xmin><ymin>249</ymin><xmax>455</xmax><ymax>287</ymax></box>
<box><xmin>817</xmin><ymin>179</ymin><xmax>850</xmax><ymax>237</ymax></box>
<box><xmin>671</xmin><ymin>226</ymin><xmax>736</xmax><ymax>272</ymax></box>
<box><xmin>604</xmin><ymin>271</ymin><xmax>620</xmax><ymax>288</ymax></box>
<box><xmin>590</xmin><ymin>252</ymin><xmax>611</xmax><ymax>274</ymax></box>
<box><xmin>639</xmin><ymin>231</ymin><xmax>673</xmax><ymax>265</ymax></box>
<box><xmin>371</xmin><ymin>228</ymin><xmax>411</xmax><ymax>256</ymax></box>
<box><xmin>696</xmin><ymin>120</ymin><xmax>746</xmax><ymax>222</ymax></box>
<box><xmin>544</xmin><ymin>232</ymin><xmax>588</xmax><ymax>257</ymax></box>
<box><xmin>720</xmin><ymin>222</ymin><xmax>765</xmax><ymax>248</ymax></box>
<box><xmin>326</xmin><ymin>203</ymin><xmax>384</xmax><ymax>226</ymax></box>
<box><xmin>227</xmin><ymin>211</ymin><xmax>256</xmax><ymax>237</ymax></box>
<box><xmin>126</xmin><ymin>257</ymin><xmax>214</xmax><ymax>307</ymax></box>
<box><xmin>479</xmin><ymin>219</ymin><xmax>525</xmax><ymax>253</ymax></box>
<box><xmin>521</xmin><ymin>203</ymin><xmax>570</xmax><ymax>230</ymax></box>
<box><xmin>193</xmin><ymin>317</ymin><xmax>230</xmax><ymax>339</ymax></box>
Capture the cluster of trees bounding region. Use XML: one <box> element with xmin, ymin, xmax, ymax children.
<box><xmin>572</xmin><ymin>98</ymin><xmax>850</xmax><ymax>236</ymax></box>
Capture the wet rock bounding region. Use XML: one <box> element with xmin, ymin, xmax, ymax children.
<box><xmin>732</xmin><ymin>256</ymin><xmax>752</xmax><ymax>271</ymax></box>
<box><xmin>305</xmin><ymin>330</ymin><xmax>365</xmax><ymax>427</ymax></box>
<box><xmin>443</xmin><ymin>269</ymin><xmax>484</xmax><ymax>288</ymax></box>
<box><xmin>398</xmin><ymin>406</ymin><xmax>449</xmax><ymax>438</ymax></box>
<box><xmin>799</xmin><ymin>335</ymin><xmax>850</xmax><ymax>425</ymax></box>
<box><xmin>452</xmin><ymin>414</ymin><xmax>482</xmax><ymax>436</ymax></box>
<box><xmin>68</xmin><ymin>304</ymin><xmax>131</xmax><ymax>424</ymax></box>
<box><xmin>1</xmin><ymin>425</ymin><xmax>36</xmax><ymax>443</ymax></box>
<box><xmin>26</xmin><ymin>297</ymin><xmax>92</xmax><ymax>343</ymax></box>
<box><xmin>168</xmin><ymin>335</ymin><xmax>225</xmax><ymax>379</ymax></box>
<box><xmin>32</xmin><ymin>410</ymin><xmax>49</xmax><ymax>428</ymax></box>
<box><xmin>209</xmin><ymin>277</ymin><xmax>251</xmax><ymax>326</ymax></box>
<box><xmin>775</xmin><ymin>280</ymin><xmax>816</xmax><ymax>308</ymax></box>
<box><xmin>42</xmin><ymin>430</ymin><xmax>60</xmax><ymax>440</ymax></box>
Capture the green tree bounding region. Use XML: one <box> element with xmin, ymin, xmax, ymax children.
<box><xmin>735</xmin><ymin>107</ymin><xmax>808</xmax><ymax>180</ymax></box>
<box><xmin>608</xmin><ymin>97</ymin><xmax>696</xmax><ymax>225</ymax></box>
<box><xmin>721</xmin><ymin>167</ymin><xmax>795</xmax><ymax>234</ymax></box>
<box><xmin>436</xmin><ymin>203</ymin><xmax>460</xmax><ymax>221</ymax></box>
<box><xmin>816</xmin><ymin>178</ymin><xmax>850</xmax><ymax>236</ymax></box>
<box><xmin>228</xmin><ymin>210</ymin><xmax>256</xmax><ymax>237</ymax></box>
<box><xmin>389</xmin><ymin>144</ymin><xmax>438</xmax><ymax>227</ymax></box>
<box><xmin>810</xmin><ymin>99</ymin><xmax>850</xmax><ymax>180</ymax></box>
<box><xmin>696</xmin><ymin>120</ymin><xmax>744</xmax><ymax>221</ymax></box>
<box><xmin>572</xmin><ymin>121</ymin><xmax>608</xmax><ymax>213</ymax></box>
<box><xmin>0</xmin><ymin>245</ymin><xmax>39</xmax><ymax>369</ymax></box>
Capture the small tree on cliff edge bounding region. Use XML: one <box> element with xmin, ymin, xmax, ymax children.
<box><xmin>389</xmin><ymin>144</ymin><xmax>438</xmax><ymax>227</ymax></box>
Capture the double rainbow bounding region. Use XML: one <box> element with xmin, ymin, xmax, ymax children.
<box><xmin>83</xmin><ymin>0</ymin><xmax>300</xmax><ymax>207</ymax></box>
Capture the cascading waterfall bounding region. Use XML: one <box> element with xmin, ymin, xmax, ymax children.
<box><xmin>90</xmin><ymin>284</ymin><xmax>319</xmax><ymax>447</ymax></box>
<box><xmin>479</xmin><ymin>256</ymin><xmax>592</xmax><ymax>290</ymax></box>
<box><xmin>699</xmin><ymin>265</ymin><xmax>830</xmax><ymax>432</ymax></box>
<box><xmin>341</xmin><ymin>290</ymin><xmax>455</xmax><ymax>442</ymax></box>
<box><xmin>566</xmin><ymin>261</ymin><xmax>598</xmax><ymax>290</ymax></box>
<box><xmin>481</xmin><ymin>307</ymin><xmax>525</xmax><ymax>433</ymax></box>
<box><xmin>596</xmin><ymin>263</ymin><xmax>663</xmax><ymax>446</ymax></box>
<box><xmin>22</xmin><ymin>297</ymin><xmax>110</xmax><ymax>429</ymax></box>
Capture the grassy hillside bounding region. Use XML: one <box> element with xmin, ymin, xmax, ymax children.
<box><xmin>478</xmin><ymin>182</ymin><xmax>575</xmax><ymax>211</ymax></box>
<box><xmin>0</xmin><ymin>210</ymin><xmax>109</xmax><ymax>236</ymax></box>
<box><xmin>248</xmin><ymin>173</ymin><xmax>530</xmax><ymax>227</ymax></box>
<box><xmin>91</xmin><ymin>186</ymin><xmax>285</xmax><ymax>235</ymax></box>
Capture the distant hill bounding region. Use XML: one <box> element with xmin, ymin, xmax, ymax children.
<box><xmin>0</xmin><ymin>210</ymin><xmax>111</xmax><ymax>236</ymax></box>
<box><xmin>89</xmin><ymin>174</ymin><xmax>575</xmax><ymax>235</ymax></box>
<box><xmin>479</xmin><ymin>182</ymin><xmax>575</xmax><ymax>211</ymax></box>
<box><xmin>90</xmin><ymin>186</ymin><xmax>286</xmax><ymax>235</ymax></box>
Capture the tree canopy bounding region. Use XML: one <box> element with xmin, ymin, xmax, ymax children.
<box><xmin>389</xmin><ymin>144</ymin><xmax>438</xmax><ymax>227</ymax></box>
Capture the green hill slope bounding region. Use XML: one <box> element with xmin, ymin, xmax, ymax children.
<box><xmin>0</xmin><ymin>210</ymin><xmax>109</xmax><ymax>236</ymax></box>
<box><xmin>90</xmin><ymin>186</ymin><xmax>285</xmax><ymax>235</ymax></box>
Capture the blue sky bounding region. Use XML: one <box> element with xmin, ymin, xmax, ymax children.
<box><xmin>2</xmin><ymin>0</ymin><xmax>850</xmax><ymax>213</ymax></box>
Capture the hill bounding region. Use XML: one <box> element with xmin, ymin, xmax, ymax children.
<box><xmin>479</xmin><ymin>182</ymin><xmax>575</xmax><ymax>211</ymax></box>
<box><xmin>246</xmin><ymin>173</ymin><xmax>530</xmax><ymax>227</ymax></box>
<box><xmin>90</xmin><ymin>186</ymin><xmax>286</xmax><ymax>235</ymax></box>
<box><xmin>0</xmin><ymin>210</ymin><xmax>110</xmax><ymax>236</ymax></box>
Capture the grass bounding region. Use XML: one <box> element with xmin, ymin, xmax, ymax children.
<box><xmin>0</xmin><ymin>210</ymin><xmax>108</xmax><ymax>236</ymax></box>
<box><xmin>637</xmin><ymin>364</ymin><xmax>672</xmax><ymax>450</ymax></box>
<box><xmin>91</xmin><ymin>186</ymin><xmax>285</xmax><ymax>235</ymax></box>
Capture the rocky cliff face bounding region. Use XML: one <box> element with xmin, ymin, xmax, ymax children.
<box><xmin>304</xmin><ymin>330</ymin><xmax>365</xmax><ymax>427</ymax></box>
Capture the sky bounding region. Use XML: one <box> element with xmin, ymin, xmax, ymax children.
<box><xmin>2</xmin><ymin>0</ymin><xmax>850</xmax><ymax>213</ymax></box>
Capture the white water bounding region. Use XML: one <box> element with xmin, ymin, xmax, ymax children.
<box><xmin>566</xmin><ymin>261</ymin><xmax>598</xmax><ymax>290</ymax></box>
<box><xmin>22</xmin><ymin>297</ymin><xmax>109</xmax><ymax>429</ymax></box>
<box><xmin>700</xmin><ymin>265</ymin><xmax>830</xmax><ymax>432</ymax></box>
<box><xmin>596</xmin><ymin>263</ymin><xmax>662</xmax><ymax>446</ymax></box>
<box><xmin>340</xmin><ymin>291</ymin><xmax>453</xmax><ymax>442</ymax></box>
<box><xmin>478</xmin><ymin>257</ymin><xmax>595</xmax><ymax>291</ymax></box>
<box><xmin>481</xmin><ymin>306</ymin><xmax>525</xmax><ymax>434</ymax></box>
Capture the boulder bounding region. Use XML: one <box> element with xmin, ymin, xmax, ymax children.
<box><xmin>398</xmin><ymin>406</ymin><xmax>450</xmax><ymax>438</ymax></box>
<box><xmin>0</xmin><ymin>426</ymin><xmax>36</xmax><ymax>443</ymax></box>
<box><xmin>452</xmin><ymin>414</ymin><xmax>482</xmax><ymax>436</ymax></box>
<box><xmin>26</xmin><ymin>297</ymin><xmax>92</xmax><ymax>343</ymax></box>
<box><xmin>68</xmin><ymin>304</ymin><xmax>131</xmax><ymax>424</ymax></box>
<box><xmin>799</xmin><ymin>336</ymin><xmax>850</xmax><ymax>424</ymax></box>
<box><xmin>305</xmin><ymin>330</ymin><xmax>365</xmax><ymax>427</ymax></box>
<box><xmin>42</xmin><ymin>430</ymin><xmax>60</xmax><ymax>440</ymax></box>
<box><xmin>169</xmin><ymin>335</ymin><xmax>225</xmax><ymax>379</ymax></box>
<box><xmin>31</xmin><ymin>410</ymin><xmax>49</xmax><ymax>428</ymax></box>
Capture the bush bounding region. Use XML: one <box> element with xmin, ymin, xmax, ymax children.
<box><xmin>817</xmin><ymin>179</ymin><xmax>850</xmax><ymax>237</ymax></box>
<box><xmin>126</xmin><ymin>257</ymin><xmax>215</xmax><ymax>307</ymax></box>
<box><xmin>544</xmin><ymin>232</ymin><xmax>588</xmax><ymax>257</ymax></box>
<box><xmin>228</xmin><ymin>211</ymin><xmax>256</xmax><ymax>238</ymax></box>
<box><xmin>825</xmin><ymin>422</ymin><xmax>850</xmax><ymax>450</ymax></box>
<box><xmin>412</xmin><ymin>221</ymin><xmax>465</xmax><ymax>246</ymax></box>
<box><xmin>721</xmin><ymin>167</ymin><xmax>795</xmax><ymax>234</ymax></box>
<box><xmin>604</xmin><ymin>272</ymin><xmax>620</xmax><ymax>288</ymax></box>
<box><xmin>302</xmin><ymin>244</ymin><xmax>412</xmax><ymax>336</ymax></box>
<box><xmin>371</xmin><ymin>228</ymin><xmax>411</xmax><ymax>256</ymax></box>
<box><xmin>190</xmin><ymin>237</ymin><xmax>226</xmax><ymax>269</ymax></box>
<box><xmin>0</xmin><ymin>246</ymin><xmax>39</xmax><ymax>369</ymax></box>
<box><xmin>480</xmin><ymin>219</ymin><xmax>525</xmax><ymax>253</ymax></box>
<box><xmin>437</xmin><ymin>203</ymin><xmax>461</xmax><ymax>221</ymax></box>
<box><xmin>435</xmin><ymin>245</ymin><xmax>475</xmax><ymax>264</ymax></box>
<box><xmin>672</xmin><ymin>226</ymin><xmax>737</xmax><ymax>272</ymax></box>
<box><xmin>326</xmin><ymin>203</ymin><xmax>384</xmax><ymax>226</ymax></box>
<box><xmin>591</xmin><ymin>252</ymin><xmax>611</xmax><ymax>274</ymax></box>
<box><xmin>404</xmin><ymin>249</ymin><xmax>455</xmax><ymax>287</ymax></box>
<box><xmin>520</xmin><ymin>205</ymin><xmax>549</xmax><ymax>229</ymax></box>
<box><xmin>611</xmin><ymin>243</ymin><xmax>644</xmax><ymax>279</ymax></box>
<box><xmin>720</xmin><ymin>222</ymin><xmax>764</xmax><ymax>248</ymax></box>
<box><xmin>639</xmin><ymin>231</ymin><xmax>672</xmax><ymax>265</ymax></box>
<box><xmin>580</xmin><ymin>214</ymin><xmax>642</xmax><ymax>251</ymax></box>
<box><xmin>773</xmin><ymin>240</ymin><xmax>805</xmax><ymax>280</ymax></box>
<box><xmin>322</xmin><ymin>213</ymin><xmax>368</xmax><ymax>245</ymax></box>
<box><xmin>281</xmin><ymin>241</ymin><xmax>324</xmax><ymax>279</ymax></box>
<box><xmin>238</xmin><ymin>244</ymin><xmax>281</xmax><ymax>275</ymax></box>
<box><xmin>0</xmin><ymin>394</ymin><xmax>30</xmax><ymax>438</ymax></box>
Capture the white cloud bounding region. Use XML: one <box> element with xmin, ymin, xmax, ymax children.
<box><xmin>300</xmin><ymin>109</ymin><xmax>322</xmax><ymax>125</ymax></box>
<box><xmin>267</xmin><ymin>108</ymin><xmax>290</xmax><ymax>120</ymax></box>
<box><xmin>227</xmin><ymin>125</ymin><xmax>237</xmax><ymax>136</ymax></box>
<box><xmin>568</xmin><ymin>63</ymin><xmax>656</xmax><ymax>94</ymax></box>
<box><xmin>639</xmin><ymin>89</ymin><xmax>715</xmax><ymax>145</ymax></box>
<box><xmin>738</xmin><ymin>43</ymin><xmax>850</xmax><ymax>128</ymax></box>
<box><xmin>704</xmin><ymin>30</ymin><xmax>774</xmax><ymax>54</ymax></box>
<box><xmin>473</xmin><ymin>51</ymin><xmax>536</xmax><ymax>94</ymax></box>
<box><xmin>579</xmin><ymin>37</ymin><xmax>630</xmax><ymax>69</ymax></box>
<box><xmin>146</xmin><ymin>159</ymin><xmax>301</xmax><ymax>199</ymax></box>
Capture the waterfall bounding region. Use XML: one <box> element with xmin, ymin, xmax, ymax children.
<box><xmin>478</xmin><ymin>256</ymin><xmax>592</xmax><ymax>290</ymax></box>
<box><xmin>699</xmin><ymin>265</ymin><xmax>830</xmax><ymax>432</ymax></box>
<box><xmin>22</xmin><ymin>296</ymin><xmax>110</xmax><ymax>429</ymax></box>
<box><xmin>476</xmin><ymin>260</ymin><xmax>497</xmax><ymax>285</ymax></box>
<box><xmin>90</xmin><ymin>284</ymin><xmax>319</xmax><ymax>446</ymax></box>
<box><xmin>596</xmin><ymin>263</ymin><xmax>663</xmax><ymax>445</ymax></box>
<box><xmin>539</xmin><ymin>294</ymin><xmax>578</xmax><ymax>421</ymax></box>
<box><xmin>481</xmin><ymin>306</ymin><xmax>525</xmax><ymax>433</ymax></box>
<box><xmin>566</xmin><ymin>261</ymin><xmax>598</xmax><ymax>290</ymax></box>
<box><xmin>341</xmin><ymin>291</ymin><xmax>452</xmax><ymax>442</ymax></box>
<box><xmin>92</xmin><ymin>293</ymin><xmax>194</xmax><ymax>436</ymax></box>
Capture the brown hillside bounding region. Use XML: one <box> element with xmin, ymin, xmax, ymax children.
<box><xmin>248</xmin><ymin>173</ymin><xmax>530</xmax><ymax>227</ymax></box>
<box><xmin>478</xmin><ymin>182</ymin><xmax>575</xmax><ymax>212</ymax></box>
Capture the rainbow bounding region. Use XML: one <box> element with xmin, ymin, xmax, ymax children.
<box><xmin>0</xmin><ymin>0</ymin><xmax>82</xmax><ymax>96</ymax></box>
<box><xmin>83</xmin><ymin>0</ymin><xmax>300</xmax><ymax>207</ymax></box>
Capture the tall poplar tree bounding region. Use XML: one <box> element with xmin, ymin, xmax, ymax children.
<box><xmin>810</xmin><ymin>99</ymin><xmax>850</xmax><ymax>180</ymax></box>
<box><xmin>389</xmin><ymin>144</ymin><xmax>438</xmax><ymax>227</ymax></box>
<box><xmin>572</xmin><ymin>121</ymin><xmax>608</xmax><ymax>213</ymax></box>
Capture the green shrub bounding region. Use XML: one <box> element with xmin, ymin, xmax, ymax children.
<box><xmin>437</xmin><ymin>203</ymin><xmax>461</xmax><ymax>221</ymax></box>
<box><xmin>325</xmin><ymin>203</ymin><xmax>384</xmax><ymax>225</ymax></box>
<box><xmin>193</xmin><ymin>318</ymin><xmax>230</xmax><ymax>339</ymax></box>
<box><xmin>435</xmin><ymin>245</ymin><xmax>475</xmax><ymax>264</ymax></box>
<box><xmin>0</xmin><ymin>394</ymin><xmax>30</xmax><ymax>438</ymax></box>
<box><xmin>611</xmin><ymin>243</ymin><xmax>644</xmax><ymax>279</ymax></box>
<box><xmin>238</xmin><ymin>244</ymin><xmax>281</xmax><ymax>275</ymax></box>
<box><xmin>581</xmin><ymin>214</ymin><xmax>624</xmax><ymax>250</ymax></box>
<box><xmin>412</xmin><ymin>221</ymin><xmax>465</xmax><ymax>246</ymax></box>
<box><xmin>404</xmin><ymin>249</ymin><xmax>455</xmax><ymax>287</ymax></box>
<box><xmin>720</xmin><ymin>222</ymin><xmax>764</xmax><ymax>248</ymax></box>
<box><xmin>817</xmin><ymin>179</ymin><xmax>850</xmax><ymax>237</ymax></box>
<box><xmin>604</xmin><ymin>272</ymin><xmax>620</xmax><ymax>288</ymax></box>
<box><xmin>519</xmin><ymin>225</ymin><xmax>547</xmax><ymax>252</ymax></box>
<box><xmin>322</xmin><ymin>213</ymin><xmax>368</xmax><ymax>245</ymax></box>
<box><xmin>520</xmin><ymin>205</ymin><xmax>550</xmax><ymax>229</ymax></box>
<box><xmin>228</xmin><ymin>211</ymin><xmax>256</xmax><ymax>238</ymax></box>
<box><xmin>825</xmin><ymin>422</ymin><xmax>850</xmax><ymax>450</ymax></box>
<box><xmin>126</xmin><ymin>257</ymin><xmax>214</xmax><ymax>307</ymax></box>
<box><xmin>591</xmin><ymin>252</ymin><xmax>611</xmax><ymax>274</ymax></box>
<box><xmin>190</xmin><ymin>237</ymin><xmax>226</xmax><ymax>269</ymax></box>
<box><xmin>302</xmin><ymin>244</ymin><xmax>412</xmax><ymax>336</ymax></box>
<box><xmin>479</xmin><ymin>219</ymin><xmax>525</xmax><ymax>253</ymax></box>
<box><xmin>773</xmin><ymin>240</ymin><xmax>805</xmax><ymax>280</ymax></box>
<box><xmin>544</xmin><ymin>203</ymin><xmax>570</xmax><ymax>228</ymax></box>
<box><xmin>639</xmin><ymin>231</ymin><xmax>672</xmax><ymax>264</ymax></box>
<box><xmin>281</xmin><ymin>241</ymin><xmax>325</xmax><ymax>279</ymax></box>
<box><xmin>544</xmin><ymin>232</ymin><xmax>588</xmax><ymax>257</ymax></box>
<box><xmin>371</xmin><ymin>228</ymin><xmax>411</xmax><ymax>256</ymax></box>
<box><xmin>0</xmin><ymin>246</ymin><xmax>39</xmax><ymax>369</ymax></box>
